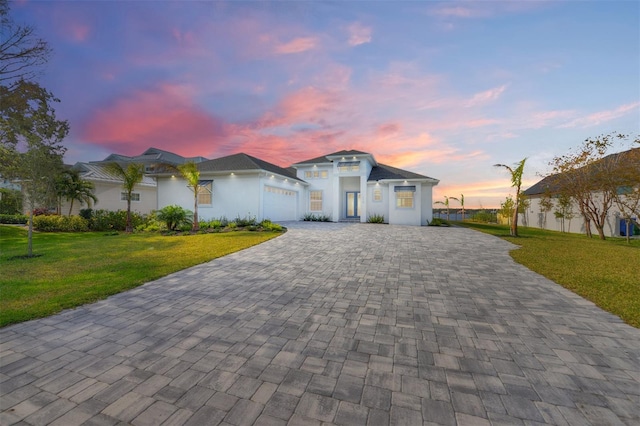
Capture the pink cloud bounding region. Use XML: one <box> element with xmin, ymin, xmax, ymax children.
<box><xmin>257</xmin><ymin>86</ymin><xmax>342</xmax><ymax>128</ymax></box>
<box><xmin>465</xmin><ymin>84</ymin><xmax>508</xmax><ymax>107</ymax></box>
<box><xmin>81</xmin><ymin>84</ymin><xmax>229</xmax><ymax>158</ymax></box>
<box><xmin>347</xmin><ymin>22</ymin><xmax>372</xmax><ymax>46</ymax></box>
<box><xmin>274</xmin><ymin>37</ymin><xmax>319</xmax><ymax>54</ymax></box>
<box><xmin>558</xmin><ymin>102</ymin><xmax>640</xmax><ymax>128</ymax></box>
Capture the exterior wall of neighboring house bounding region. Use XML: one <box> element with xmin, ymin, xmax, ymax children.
<box><xmin>522</xmin><ymin>192</ymin><xmax>625</xmax><ymax>237</ymax></box>
<box><xmin>61</xmin><ymin>180</ymin><xmax>157</xmax><ymax>216</ymax></box>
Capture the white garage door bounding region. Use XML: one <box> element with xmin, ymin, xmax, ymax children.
<box><xmin>263</xmin><ymin>185</ymin><xmax>298</xmax><ymax>221</ymax></box>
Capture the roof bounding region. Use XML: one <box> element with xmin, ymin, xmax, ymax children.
<box><xmin>523</xmin><ymin>147</ymin><xmax>640</xmax><ymax>196</ymax></box>
<box><xmin>74</xmin><ymin>163</ymin><xmax>157</xmax><ymax>186</ymax></box>
<box><xmin>368</xmin><ymin>163</ymin><xmax>439</xmax><ymax>183</ymax></box>
<box><xmin>293</xmin><ymin>149</ymin><xmax>372</xmax><ymax>165</ymax></box>
<box><xmin>197</xmin><ymin>153</ymin><xmax>304</xmax><ymax>182</ymax></box>
<box><xmin>97</xmin><ymin>147</ymin><xmax>207</xmax><ymax>167</ymax></box>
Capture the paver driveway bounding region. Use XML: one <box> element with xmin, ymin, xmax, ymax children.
<box><xmin>1</xmin><ymin>222</ymin><xmax>639</xmax><ymax>426</ymax></box>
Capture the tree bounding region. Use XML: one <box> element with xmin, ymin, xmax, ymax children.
<box><xmin>105</xmin><ymin>162</ymin><xmax>144</xmax><ymax>233</ymax></box>
<box><xmin>434</xmin><ymin>196</ymin><xmax>451</xmax><ymax>220</ymax></box>
<box><xmin>494</xmin><ymin>158</ymin><xmax>527</xmax><ymax>236</ymax></box>
<box><xmin>56</xmin><ymin>169</ymin><xmax>97</xmax><ymax>216</ymax></box>
<box><xmin>450</xmin><ymin>194</ymin><xmax>466</xmax><ymax>221</ymax></box>
<box><xmin>538</xmin><ymin>191</ymin><xmax>554</xmax><ymax>229</ymax></box>
<box><xmin>602</xmin><ymin>145</ymin><xmax>640</xmax><ymax>242</ymax></box>
<box><xmin>0</xmin><ymin>0</ymin><xmax>51</xmax><ymax>83</ymax></box>
<box><xmin>1</xmin><ymin>82</ymin><xmax>68</xmax><ymax>257</ymax></box>
<box><xmin>177</xmin><ymin>161</ymin><xmax>202</xmax><ymax>231</ymax></box>
<box><xmin>550</xmin><ymin>133</ymin><xmax>636</xmax><ymax>240</ymax></box>
<box><xmin>0</xmin><ymin>187</ymin><xmax>22</xmax><ymax>214</ymax></box>
<box><xmin>499</xmin><ymin>195</ymin><xmax>515</xmax><ymax>226</ymax></box>
<box><xmin>554</xmin><ymin>194</ymin><xmax>574</xmax><ymax>233</ymax></box>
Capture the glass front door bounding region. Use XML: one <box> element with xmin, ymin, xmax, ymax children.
<box><xmin>346</xmin><ymin>191</ymin><xmax>361</xmax><ymax>218</ymax></box>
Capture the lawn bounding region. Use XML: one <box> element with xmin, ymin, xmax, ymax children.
<box><xmin>458</xmin><ymin>222</ymin><xmax>640</xmax><ymax>328</ymax></box>
<box><xmin>0</xmin><ymin>226</ymin><xmax>281</xmax><ymax>327</ymax></box>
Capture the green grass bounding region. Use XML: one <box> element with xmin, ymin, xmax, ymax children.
<box><xmin>0</xmin><ymin>226</ymin><xmax>281</xmax><ymax>327</ymax></box>
<box><xmin>457</xmin><ymin>222</ymin><xmax>640</xmax><ymax>328</ymax></box>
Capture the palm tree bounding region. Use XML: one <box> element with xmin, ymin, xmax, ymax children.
<box><xmin>56</xmin><ymin>169</ymin><xmax>97</xmax><ymax>216</ymax></box>
<box><xmin>434</xmin><ymin>196</ymin><xmax>451</xmax><ymax>220</ymax></box>
<box><xmin>177</xmin><ymin>161</ymin><xmax>202</xmax><ymax>231</ymax></box>
<box><xmin>449</xmin><ymin>193</ymin><xmax>466</xmax><ymax>221</ymax></box>
<box><xmin>494</xmin><ymin>158</ymin><xmax>527</xmax><ymax>236</ymax></box>
<box><xmin>105</xmin><ymin>162</ymin><xmax>144</xmax><ymax>233</ymax></box>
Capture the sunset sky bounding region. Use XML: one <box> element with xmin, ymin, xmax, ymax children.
<box><xmin>11</xmin><ymin>1</ymin><xmax>640</xmax><ymax>208</ymax></box>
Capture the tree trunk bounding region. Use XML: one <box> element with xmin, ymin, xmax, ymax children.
<box><xmin>126</xmin><ymin>197</ymin><xmax>132</xmax><ymax>233</ymax></box>
<box><xmin>193</xmin><ymin>193</ymin><xmax>199</xmax><ymax>232</ymax></box>
<box><xmin>68</xmin><ymin>199</ymin><xmax>74</xmax><ymax>217</ymax></box>
<box><xmin>28</xmin><ymin>211</ymin><xmax>34</xmax><ymax>257</ymax></box>
<box><xmin>511</xmin><ymin>202</ymin><xmax>519</xmax><ymax>236</ymax></box>
<box><xmin>626</xmin><ymin>219</ymin><xmax>631</xmax><ymax>243</ymax></box>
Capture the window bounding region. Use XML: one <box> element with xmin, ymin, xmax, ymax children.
<box><xmin>198</xmin><ymin>180</ymin><xmax>213</xmax><ymax>205</ymax></box>
<box><xmin>337</xmin><ymin>161</ymin><xmax>360</xmax><ymax>172</ymax></box>
<box><xmin>121</xmin><ymin>192</ymin><xmax>140</xmax><ymax>202</ymax></box>
<box><xmin>265</xmin><ymin>186</ymin><xmax>295</xmax><ymax>196</ymax></box>
<box><xmin>310</xmin><ymin>191</ymin><xmax>323</xmax><ymax>211</ymax></box>
<box><xmin>304</xmin><ymin>170</ymin><xmax>328</xmax><ymax>179</ymax></box>
<box><xmin>395</xmin><ymin>185</ymin><xmax>415</xmax><ymax>208</ymax></box>
<box><xmin>373</xmin><ymin>188</ymin><xmax>382</xmax><ymax>202</ymax></box>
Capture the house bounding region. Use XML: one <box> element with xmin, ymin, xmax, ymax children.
<box><xmin>522</xmin><ymin>148</ymin><xmax>639</xmax><ymax>237</ymax></box>
<box><xmin>155</xmin><ymin>149</ymin><xmax>440</xmax><ymax>226</ymax></box>
<box><xmin>60</xmin><ymin>147</ymin><xmax>207</xmax><ymax>216</ymax></box>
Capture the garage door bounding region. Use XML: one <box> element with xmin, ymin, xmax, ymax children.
<box><xmin>263</xmin><ymin>185</ymin><xmax>298</xmax><ymax>221</ymax></box>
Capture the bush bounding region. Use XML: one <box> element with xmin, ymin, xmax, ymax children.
<box><xmin>235</xmin><ymin>215</ymin><xmax>258</xmax><ymax>227</ymax></box>
<box><xmin>0</xmin><ymin>214</ymin><xmax>28</xmax><ymax>224</ymax></box>
<box><xmin>90</xmin><ymin>209</ymin><xmax>144</xmax><ymax>231</ymax></box>
<box><xmin>302</xmin><ymin>213</ymin><xmax>332</xmax><ymax>222</ymax></box>
<box><xmin>0</xmin><ymin>188</ymin><xmax>23</xmax><ymax>215</ymax></box>
<box><xmin>156</xmin><ymin>205</ymin><xmax>192</xmax><ymax>231</ymax></box>
<box><xmin>260</xmin><ymin>219</ymin><xmax>284</xmax><ymax>232</ymax></box>
<box><xmin>472</xmin><ymin>210</ymin><xmax>496</xmax><ymax>223</ymax></box>
<box><xmin>428</xmin><ymin>218</ymin><xmax>450</xmax><ymax>227</ymax></box>
<box><xmin>367</xmin><ymin>214</ymin><xmax>385</xmax><ymax>224</ymax></box>
<box><xmin>33</xmin><ymin>215</ymin><xmax>89</xmax><ymax>232</ymax></box>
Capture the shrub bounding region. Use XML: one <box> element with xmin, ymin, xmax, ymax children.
<box><xmin>79</xmin><ymin>208</ymin><xmax>93</xmax><ymax>221</ymax></box>
<box><xmin>302</xmin><ymin>213</ymin><xmax>332</xmax><ymax>222</ymax></box>
<box><xmin>135</xmin><ymin>211</ymin><xmax>165</xmax><ymax>232</ymax></box>
<box><xmin>90</xmin><ymin>209</ymin><xmax>144</xmax><ymax>231</ymax></box>
<box><xmin>472</xmin><ymin>210</ymin><xmax>496</xmax><ymax>223</ymax></box>
<box><xmin>260</xmin><ymin>219</ymin><xmax>284</xmax><ymax>232</ymax></box>
<box><xmin>156</xmin><ymin>205</ymin><xmax>192</xmax><ymax>231</ymax></box>
<box><xmin>0</xmin><ymin>188</ymin><xmax>23</xmax><ymax>215</ymax></box>
<box><xmin>428</xmin><ymin>218</ymin><xmax>450</xmax><ymax>227</ymax></box>
<box><xmin>367</xmin><ymin>214</ymin><xmax>385</xmax><ymax>224</ymax></box>
<box><xmin>0</xmin><ymin>214</ymin><xmax>28</xmax><ymax>224</ymax></box>
<box><xmin>235</xmin><ymin>215</ymin><xmax>258</xmax><ymax>227</ymax></box>
<box><xmin>33</xmin><ymin>215</ymin><xmax>89</xmax><ymax>232</ymax></box>
<box><xmin>226</xmin><ymin>222</ymin><xmax>237</xmax><ymax>230</ymax></box>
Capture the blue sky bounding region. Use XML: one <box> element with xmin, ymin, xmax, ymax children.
<box><xmin>11</xmin><ymin>0</ymin><xmax>640</xmax><ymax>208</ymax></box>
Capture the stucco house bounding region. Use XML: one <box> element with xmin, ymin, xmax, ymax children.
<box><xmin>155</xmin><ymin>149</ymin><xmax>440</xmax><ymax>226</ymax></box>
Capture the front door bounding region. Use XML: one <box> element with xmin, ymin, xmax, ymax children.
<box><xmin>346</xmin><ymin>191</ymin><xmax>361</xmax><ymax>218</ymax></box>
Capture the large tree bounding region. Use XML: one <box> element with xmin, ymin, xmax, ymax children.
<box><xmin>0</xmin><ymin>0</ymin><xmax>51</xmax><ymax>83</ymax></box>
<box><xmin>550</xmin><ymin>133</ymin><xmax>637</xmax><ymax>240</ymax></box>
<box><xmin>1</xmin><ymin>82</ymin><xmax>68</xmax><ymax>256</ymax></box>
<box><xmin>104</xmin><ymin>162</ymin><xmax>144</xmax><ymax>233</ymax></box>
<box><xmin>494</xmin><ymin>158</ymin><xmax>527</xmax><ymax>236</ymax></box>
<box><xmin>177</xmin><ymin>161</ymin><xmax>202</xmax><ymax>232</ymax></box>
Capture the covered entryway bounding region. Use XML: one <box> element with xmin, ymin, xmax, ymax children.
<box><xmin>345</xmin><ymin>191</ymin><xmax>361</xmax><ymax>219</ymax></box>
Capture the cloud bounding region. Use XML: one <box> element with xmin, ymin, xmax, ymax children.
<box><xmin>347</xmin><ymin>22</ymin><xmax>372</xmax><ymax>46</ymax></box>
<box><xmin>257</xmin><ymin>86</ymin><xmax>342</xmax><ymax>128</ymax></box>
<box><xmin>558</xmin><ymin>102</ymin><xmax>640</xmax><ymax>128</ymax></box>
<box><xmin>274</xmin><ymin>36</ymin><xmax>319</xmax><ymax>54</ymax></box>
<box><xmin>81</xmin><ymin>84</ymin><xmax>229</xmax><ymax>158</ymax></box>
<box><xmin>465</xmin><ymin>84</ymin><xmax>508</xmax><ymax>107</ymax></box>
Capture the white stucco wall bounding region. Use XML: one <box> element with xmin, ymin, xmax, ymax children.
<box><xmin>387</xmin><ymin>183</ymin><xmax>422</xmax><ymax>226</ymax></box>
<box><xmin>61</xmin><ymin>180</ymin><xmax>157</xmax><ymax>216</ymax></box>
<box><xmin>367</xmin><ymin>183</ymin><xmax>389</xmax><ymax>222</ymax></box>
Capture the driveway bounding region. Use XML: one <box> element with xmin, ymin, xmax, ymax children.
<box><xmin>1</xmin><ymin>223</ymin><xmax>639</xmax><ymax>425</ymax></box>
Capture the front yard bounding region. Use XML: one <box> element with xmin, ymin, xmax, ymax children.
<box><xmin>0</xmin><ymin>226</ymin><xmax>281</xmax><ymax>327</ymax></box>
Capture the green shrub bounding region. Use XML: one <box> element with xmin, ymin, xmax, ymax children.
<box><xmin>0</xmin><ymin>214</ymin><xmax>28</xmax><ymax>224</ymax></box>
<box><xmin>260</xmin><ymin>219</ymin><xmax>284</xmax><ymax>232</ymax></box>
<box><xmin>226</xmin><ymin>222</ymin><xmax>237</xmax><ymax>230</ymax></box>
<box><xmin>428</xmin><ymin>218</ymin><xmax>450</xmax><ymax>227</ymax></box>
<box><xmin>156</xmin><ymin>205</ymin><xmax>192</xmax><ymax>231</ymax></box>
<box><xmin>0</xmin><ymin>188</ymin><xmax>23</xmax><ymax>215</ymax></box>
<box><xmin>367</xmin><ymin>214</ymin><xmax>385</xmax><ymax>223</ymax></box>
<box><xmin>33</xmin><ymin>215</ymin><xmax>89</xmax><ymax>232</ymax></box>
<box><xmin>89</xmin><ymin>209</ymin><xmax>144</xmax><ymax>231</ymax></box>
<box><xmin>302</xmin><ymin>213</ymin><xmax>332</xmax><ymax>222</ymax></box>
<box><xmin>235</xmin><ymin>215</ymin><xmax>257</xmax><ymax>227</ymax></box>
<box><xmin>472</xmin><ymin>210</ymin><xmax>496</xmax><ymax>223</ymax></box>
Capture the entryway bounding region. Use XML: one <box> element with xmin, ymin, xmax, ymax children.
<box><xmin>346</xmin><ymin>191</ymin><xmax>361</xmax><ymax>219</ymax></box>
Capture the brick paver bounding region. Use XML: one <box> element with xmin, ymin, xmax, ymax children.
<box><xmin>1</xmin><ymin>222</ymin><xmax>639</xmax><ymax>425</ymax></box>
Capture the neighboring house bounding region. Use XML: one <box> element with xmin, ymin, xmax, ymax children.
<box><xmin>156</xmin><ymin>149</ymin><xmax>440</xmax><ymax>226</ymax></box>
<box><xmin>522</xmin><ymin>148</ymin><xmax>639</xmax><ymax>237</ymax></box>
<box><xmin>60</xmin><ymin>147</ymin><xmax>207</xmax><ymax>216</ymax></box>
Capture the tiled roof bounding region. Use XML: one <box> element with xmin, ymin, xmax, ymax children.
<box><xmin>98</xmin><ymin>147</ymin><xmax>207</xmax><ymax>166</ymax></box>
<box><xmin>368</xmin><ymin>163</ymin><xmax>438</xmax><ymax>182</ymax></box>
<box><xmin>74</xmin><ymin>163</ymin><xmax>156</xmax><ymax>186</ymax></box>
<box><xmin>197</xmin><ymin>153</ymin><xmax>304</xmax><ymax>182</ymax></box>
